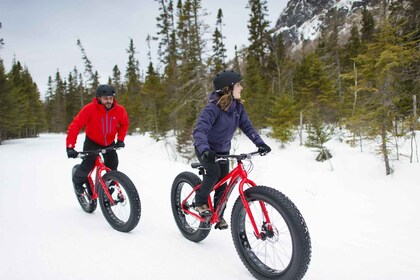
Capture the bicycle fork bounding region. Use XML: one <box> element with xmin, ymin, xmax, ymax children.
<box><xmin>238</xmin><ymin>179</ymin><xmax>273</xmax><ymax>240</ymax></box>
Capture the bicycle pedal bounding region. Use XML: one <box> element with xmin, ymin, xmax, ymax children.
<box><xmin>214</xmin><ymin>222</ymin><xmax>228</xmax><ymax>230</ymax></box>
<box><xmin>199</xmin><ymin>211</ymin><xmax>212</xmax><ymax>218</ymax></box>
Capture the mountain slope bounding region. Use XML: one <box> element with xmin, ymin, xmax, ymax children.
<box><xmin>274</xmin><ymin>0</ymin><xmax>384</xmax><ymax>52</ymax></box>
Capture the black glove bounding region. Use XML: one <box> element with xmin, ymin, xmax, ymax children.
<box><xmin>115</xmin><ymin>140</ymin><xmax>125</xmax><ymax>149</ymax></box>
<box><xmin>66</xmin><ymin>148</ymin><xmax>79</xmax><ymax>158</ymax></box>
<box><xmin>258</xmin><ymin>143</ymin><xmax>271</xmax><ymax>155</ymax></box>
<box><xmin>202</xmin><ymin>150</ymin><xmax>217</xmax><ymax>163</ymax></box>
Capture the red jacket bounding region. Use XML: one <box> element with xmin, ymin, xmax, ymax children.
<box><xmin>66</xmin><ymin>98</ymin><xmax>129</xmax><ymax>148</ymax></box>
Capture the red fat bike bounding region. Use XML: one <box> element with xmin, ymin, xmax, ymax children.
<box><xmin>71</xmin><ymin>147</ymin><xmax>141</xmax><ymax>232</ymax></box>
<box><xmin>170</xmin><ymin>151</ymin><xmax>311</xmax><ymax>280</ymax></box>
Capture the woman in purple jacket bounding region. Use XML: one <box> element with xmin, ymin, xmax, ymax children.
<box><xmin>192</xmin><ymin>70</ymin><xmax>271</xmax><ymax>230</ymax></box>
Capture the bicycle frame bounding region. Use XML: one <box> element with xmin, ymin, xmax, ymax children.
<box><xmin>181</xmin><ymin>153</ymin><xmax>272</xmax><ymax>239</ymax></box>
<box><xmin>80</xmin><ymin>149</ymin><xmax>118</xmax><ymax>205</ymax></box>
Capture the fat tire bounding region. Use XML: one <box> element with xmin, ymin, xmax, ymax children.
<box><xmin>98</xmin><ymin>171</ymin><xmax>141</xmax><ymax>232</ymax></box>
<box><xmin>72</xmin><ymin>164</ymin><xmax>97</xmax><ymax>213</ymax></box>
<box><xmin>231</xmin><ymin>186</ymin><xmax>311</xmax><ymax>280</ymax></box>
<box><xmin>171</xmin><ymin>171</ymin><xmax>211</xmax><ymax>242</ymax></box>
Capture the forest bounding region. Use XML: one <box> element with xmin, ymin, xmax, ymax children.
<box><xmin>0</xmin><ymin>0</ymin><xmax>419</xmax><ymax>175</ymax></box>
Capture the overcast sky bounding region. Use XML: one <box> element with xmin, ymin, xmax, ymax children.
<box><xmin>0</xmin><ymin>0</ymin><xmax>288</xmax><ymax>97</ymax></box>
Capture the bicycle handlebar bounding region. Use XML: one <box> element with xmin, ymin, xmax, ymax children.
<box><xmin>76</xmin><ymin>146</ymin><xmax>122</xmax><ymax>158</ymax></box>
<box><xmin>216</xmin><ymin>151</ymin><xmax>265</xmax><ymax>161</ymax></box>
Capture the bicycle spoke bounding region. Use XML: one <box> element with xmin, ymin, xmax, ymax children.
<box><xmin>243</xmin><ymin>200</ymin><xmax>293</xmax><ymax>272</ymax></box>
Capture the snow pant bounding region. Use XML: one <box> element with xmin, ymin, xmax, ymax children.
<box><xmin>72</xmin><ymin>136</ymin><xmax>118</xmax><ymax>186</ymax></box>
<box><xmin>194</xmin><ymin>147</ymin><xmax>229</xmax><ymax>216</ymax></box>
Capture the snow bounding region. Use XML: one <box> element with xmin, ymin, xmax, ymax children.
<box><xmin>1</xmin><ymin>132</ymin><xmax>420</xmax><ymax>280</ymax></box>
<box><xmin>297</xmin><ymin>15</ymin><xmax>322</xmax><ymax>41</ymax></box>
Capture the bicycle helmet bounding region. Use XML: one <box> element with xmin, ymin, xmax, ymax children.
<box><xmin>96</xmin><ymin>84</ymin><xmax>116</xmax><ymax>97</ymax></box>
<box><xmin>213</xmin><ymin>70</ymin><xmax>242</xmax><ymax>91</ymax></box>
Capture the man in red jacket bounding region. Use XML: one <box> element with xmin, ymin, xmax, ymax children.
<box><xmin>66</xmin><ymin>84</ymin><xmax>129</xmax><ymax>194</ymax></box>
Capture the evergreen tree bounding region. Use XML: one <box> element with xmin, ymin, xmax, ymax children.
<box><xmin>304</xmin><ymin>105</ymin><xmax>334</xmax><ymax>162</ymax></box>
<box><xmin>210</xmin><ymin>9</ymin><xmax>227</xmax><ymax>74</ymax></box>
<box><xmin>266</xmin><ymin>32</ymin><xmax>287</xmax><ymax>96</ymax></box>
<box><xmin>351</xmin><ymin>19</ymin><xmax>419</xmax><ymax>175</ymax></box>
<box><xmin>0</xmin><ymin>22</ymin><xmax>4</xmax><ymax>50</ymax></box>
<box><xmin>173</xmin><ymin>0</ymin><xmax>209</xmax><ymax>158</ymax></box>
<box><xmin>6</xmin><ymin>61</ymin><xmax>45</xmax><ymax>137</ymax></box>
<box><xmin>361</xmin><ymin>8</ymin><xmax>375</xmax><ymax>43</ymax></box>
<box><xmin>123</xmin><ymin>38</ymin><xmax>143</xmax><ymax>133</ymax></box>
<box><xmin>52</xmin><ymin>71</ymin><xmax>66</xmax><ymax>132</ymax></box>
<box><xmin>20</xmin><ymin>68</ymin><xmax>45</xmax><ymax>137</ymax></box>
<box><xmin>8</xmin><ymin>61</ymin><xmax>28</xmax><ymax>137</ymax></box>
<box><xmin>65</xmin><ymin>69</ymin><xmax>80</xmax><ymax>127</ymax></box>
<box><xmin>76</xmin><ymin>38</ymin><xmax>97</xmax><ymax>99</ymax></box>
<box><xmin>267</xmin><ymin>94</ymin><xmax>298</xmax><ymax>146</ymax></box>
<box><xmin>44</xmin><ymin>76</ymin><xmax>55</xmax><ymax>132</ymax></box>
<box><xmin>110</xmin><ymin>64</ymin><xmax>124</xmax><ymax>95</ymax></box>
<box><xmin>294</xmin><ymin>53</ymin><xmax>337</xmax><ymax>124</ymax></box>
<box><xmin>143</xmin><ymin>62</ymin><xmax>169</xmax><ymax>139</ymax></box>
<box><xmin>246</xmin><ymin>0</ymin><xmax>270</xmax><ymax>64</ymax></box>
<box><xmin>155</xmin><ymin>0</ymin><xmax>179</xmax><ymax>138</ymax></box>
<box><xmin>243</xmin><ymin>0</ymin><xmax>272</xmax><ymax>129</ymax></box>
<box><xmin>0</xmin><ymin>59</ymin><xmax>18</xmax><ymax>142</ymax></box>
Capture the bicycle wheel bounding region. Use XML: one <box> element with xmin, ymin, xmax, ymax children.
<box><xmin>231</xmin><ymin>186</ymin><xmax>311</xmax><ymax>280</ymax></box>
<box><xmin>98</xmin><ymin>170</ymin><xmax>141</xmax><ymax>232</ymax></box>
<box><xmin>72</xmin><ymin>164</ymin><xmax>97</xmax><ymax>213</ymax></box>
<box><xmin>171</xmin><ymin>171</ymin><xmax>211</xmax><ymax>242</ymax></box>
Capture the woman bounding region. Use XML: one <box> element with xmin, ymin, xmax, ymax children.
<box><xmin>193</xmin><ymin>70</ymin><xmax>271</xmax><ymax>230</ymax></box>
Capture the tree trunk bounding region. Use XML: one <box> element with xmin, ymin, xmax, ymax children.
<box><xmin>299</xmin><ymin>111</ymin><xmax>303</xmax><ymax>146</ymax></box>
<box><xmin>381</xmin><ymin>123</ymin><xmax>392</xmax><ymax>175</ymax></box>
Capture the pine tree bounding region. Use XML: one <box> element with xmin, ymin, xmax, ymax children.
<box><xmin>0</xmin><ymin>59</ymin><xmax>18</xmax><ymax>142</ymax></box>
<box><xmin>171</xmin><ymin>0</ymin><xmax>209</xmax><ymax>159</ymax></box>
<box><xmin>304</xmin><ymin>106</ymin><xmax>334</xmax><ymax>162</ymax></box>
<box><xmin>243</xmin><ymin>0</ymin><xmax>272</xmax><ymax>129</ymax></box>
<box><xmin>361</xmin><ymin>8</ymin><xmax>376</xmax><ymax>43</ymax></box>
<box><xmin>155</xmin><ymin>0</ymin><xmax>180</xmax><ymax>139</ymax></box>
<box><xmin>44</xmin><ymin>76</ymin><xmax>55</xmax><ymax>132</ymax></box>
<box><xmin>351</xmin><ymin>19</ymin><xmax>420</xmax><ymax>175</ymax></box>
<box><xmin>267</xmin><ymin>94</ymin><xmax>299</xmax><ymax>146</ymax></box>
<box><xmin>210</xmin><ymin>9</ymin><xmax>227</xmax><ymax>74</ymax></box>
<box><xmin>20</xmin><ymin>68</ymin><xmax>45</xmax><ymax>137</ymax></box>
<box><xmin>294</xmin><ymin>53</ymin><xmax>337</xmax><ymax>124</ymax></box>
<box><xmin>0</xmin><ymin>22</ymin><xmax>4</xmax><ymax>50</ymax></box>
<box><xmin>65</xmin><ymin>69</ymin><xmax>81</xmax><ymax>127</ymax></box>
<box><xmin>76</xmin><ymin>38</ymin><xmax>97</xmax><ymax>100</ymax></box>
<box><xmin>266</xmin><ymin>32</ymin><xmax>288</xmax><ymax>96</ymax></box>
<box><xmin>52</xmin><ymin>71</ymin><xmax>66</xmax><ymax>132</ymax></box>
<box><xmin>123</xmin><ymin>38</ymin><xmax>143</xmax><ymax>133</ymax></box>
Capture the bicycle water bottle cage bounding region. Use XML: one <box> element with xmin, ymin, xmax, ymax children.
<box><xmin>191</xmin><ymin>162</ymin><xmax>205</xmax><ymax>175</ymax></box>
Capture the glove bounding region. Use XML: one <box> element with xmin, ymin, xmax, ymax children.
<box><xmin>66</xmin><ymin>148</ymin><xmax>79</xmax><ymax>158</ymax></box>
<box><xmin>115</xmin><ymin>140</ymin><xmax>125</xmax><ymax>149</ymax></box>
<box><xmin>258</xmin><ymin>143</ymin><xmax>271</xmax><ymax>155</ymax></box>
<box><xmin>202</xmin><ymin>150</ymin><xmax>216</xmax><ymax>163</ymax></box>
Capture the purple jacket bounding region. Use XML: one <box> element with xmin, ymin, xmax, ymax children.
<box><xmin>193</xmin><ymin>92</ymin><xmax>265</xmax><ymax>155</ymax></box>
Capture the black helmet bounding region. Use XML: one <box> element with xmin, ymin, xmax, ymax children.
<box><xmin>96</xmin><ymin>84</ymin><xmax>116</xmax><ymax>97</ymax></box>
<box><xmin>213</xmin><ymin>70</ymin><xmax>242</xmax><ymax>91</ymax></box>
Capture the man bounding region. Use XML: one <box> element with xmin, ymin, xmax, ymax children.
<box><xmin>66</xmin><ymin>84</ymin><xmax>129</xmax><ymax>194</ymax></box>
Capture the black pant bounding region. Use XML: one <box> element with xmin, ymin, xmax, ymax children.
<box><xmin>194</xmin><ymin>147</ymin><xmax>229</xmax><ymax>211</ymax></box>
<box><xmin>73</xmin><ymin>136</ymin><xmax>118</xmax><ymax>186</ymax></box>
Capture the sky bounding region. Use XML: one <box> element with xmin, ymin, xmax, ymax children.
<box><xmin>0</xmin><ymin>130</ymin><xmax>420</xmax><ymax>279</ymax></box>
<box><xmin>0</xmin><ymin>0</ymin><xmax>288</xmax><ymax>98</ymax></box>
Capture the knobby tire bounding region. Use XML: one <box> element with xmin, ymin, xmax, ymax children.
<box><xmin>72</xmin><ymin>164</ymin><xmax>97</xmax><ymax>213</ymax></box>
<box><xmin>231</xmin><ymin>186</ymin><xmax>311</xmax><ymax>280</ymax></box>
<box><xmin>98</xmin><ymin>171</ymin><xmax>141</xmax><ymax>232</ymax></box>
<box><xmin>171</xmin><ymin>172</ymin><xmax>211</xmax><ymax>242</ymax></box>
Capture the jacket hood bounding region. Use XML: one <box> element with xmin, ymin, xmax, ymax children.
<box><xmin>208</xmin><ymin>91</ymin><xmax>219</xmax><ymax>102</ymax></box>
<box><xmin>208</xmin><ymin>91</ymin><xmax>237</xmax><ymax>113</ymax></box>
